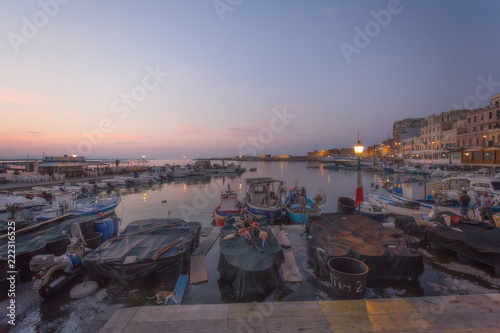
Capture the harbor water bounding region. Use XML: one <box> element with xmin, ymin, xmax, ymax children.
<box><xmin>9</xmin><ymin>160</ymin><xmax>500</xmax><ymax>332</ymax></box>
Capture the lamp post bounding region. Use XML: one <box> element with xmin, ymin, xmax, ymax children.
<box><xmin>354</xmin><ymin>139</ymin><xmax>365</xmax><ymax>214</ymax></box>
<box><xmin>183</xmin><ymin>156</ymin><xmax>186</xmax><ymax>167</ymax></box>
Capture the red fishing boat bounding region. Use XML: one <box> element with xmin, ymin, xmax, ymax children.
<box><xmin>213</xmin><ymin>185</ymin><xmax>244</xmax><ymax>226</ymax></box>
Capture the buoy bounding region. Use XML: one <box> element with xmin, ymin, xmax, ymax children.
<box><xmin>70</xmin><ymin>281</ymin><xmax>99</xmax><ymax>299</ymax></box>
<box><xmin>98</xmin><ymin>212</ymin><xmax>104</xmax><ymax>216</ymax></box>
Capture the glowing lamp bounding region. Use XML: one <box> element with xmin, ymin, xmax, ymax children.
<box><xmin>354</xmin><ymin>140</ymin><xmax>364</xmax><ymax>155</ymax></box>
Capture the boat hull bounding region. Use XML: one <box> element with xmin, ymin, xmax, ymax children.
<box><xmin>213</xmin><ymin>206</ymin><xmax>242</xmax><ymax>227</ymax></box>
<box><xmin>285</xmin><ymin>206</ymin><xmax>320</xmax><ymax>224</ymax></box>
<box><xmin>246</xmin><ymin>202</ymin><xmax>283</xmax><ymax>221</ymax></box>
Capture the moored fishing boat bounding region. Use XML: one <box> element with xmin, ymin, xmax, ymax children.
<box><xmin>35</xmin><ymin>193</ymin><xmax>121</xmax><ymax>222</ymax></box>
<box><xmin>213</xmin><ymin>185</ymin><xmax>244</xmax><ymax>226</ymax></box>
<box><xmin>83</xmin><ymin>218</ymin><xmax>201</xmax><ymax>286</ymax></box>
<box><xmin>355</xmin><ymin>201</ymin><xmax>390</xmax><ymax>222</ymax></box>
<box><xmin>323</xmin><ymin>163</ymin><xmax>339</xmax><ymax>169</ymax></box>
<box><xmin>244</xmin><ymin>179</ymin><xmax>286</xmax><ymax>222</ymax></box>
<box><xmin>283</xmin><ymin>187</ymin><xmax>325</xmax><ymax>224</ymax></box>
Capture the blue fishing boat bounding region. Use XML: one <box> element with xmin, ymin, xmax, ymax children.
<box><xmin>283</xmin><ymin>187</ymin><xmax>324</xmax><ymax>224</ymax></box>
<box><xmin>71</xmin><ymin>196</ymin><xmax>122</xmax><ymax>216</ymax></box>
<box><xmin>35</xmin><ymin>193</ymin><xmax>121</xmax><ymax>222</ymax></box>
<box><xmin>244</xmin><ymin>179</ymin><xmax>285</xmax><ymax>222</ymax></box>
<box><xmin>323</xmin><ymin>163</ymin><xmax>339</xmax><ymax>169</ymax></box>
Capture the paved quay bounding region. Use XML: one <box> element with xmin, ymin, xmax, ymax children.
<box><xmin>101</xmin><ymin>293</ymin><xmax>500</xmax><ymax>332</ymax></box>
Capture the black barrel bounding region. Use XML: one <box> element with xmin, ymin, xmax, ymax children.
<box><xmin>328</xmin><ymin>257</ymin><xmax>369</xmax><ymax>300</ymax></box>
<box><xmin>84</xmin><ymin>232</ymin><xmax>102</xmax><ymax>250</ymax></box>
<box><xmin>337</xmin><ymin>197</ymin><xmax>356</xmax><ymax>214</ymax></box>
<box><xmin>79</xmin><ymin>219</ymin><xmax>95</xmax><ymax>235</ymax></box>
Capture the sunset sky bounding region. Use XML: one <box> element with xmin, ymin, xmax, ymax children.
<box><xmin>1</xmin><ymin>0</ymin><xmax>500</xmax><ymax>159</ymax></box>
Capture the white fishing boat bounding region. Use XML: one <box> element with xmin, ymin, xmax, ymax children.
<box><xmin>0</xmin><ymin>196</ymin><xmax>50</xmax><ymax>219</ymax></box>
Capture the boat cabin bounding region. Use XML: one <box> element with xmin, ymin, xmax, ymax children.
<box><xmin>288</xmin><ymin>187</ymin><xmax>306</xmax><ymax>204</ymax></box>
<box><xmin>468</xmin><ymin>178</ymin><xmax>500</xmax><ymax>195</ymax></box>
<box><xmin>220</xmin><ymin>190</ymin><xmax>240</xmax><ymax>211</ymax></box>
<box><xmin>387</xmin><ymin>180</ymin><xmax>432</xmax><ymax>201</ymax></box>
<box><xmin>247</xmin><ymin>180</ymin><xmax>283</xmax><ymax>206</ymax></box>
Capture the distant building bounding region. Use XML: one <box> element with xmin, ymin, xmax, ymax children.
<box><xmin>340</xmin><ymin>148</ymin><xmax>355</xmax><ymax>156</ymax></box>
<box><xmin>328</xmin><ymin>148</ymin><xmax>341</xmax><ymax>156</ymax></box>
<box><xmin>393</xmin><ymin>118</ymin><xmax>425</xmax><ymax>156</ymax></box>
<box><xmin>38</xmin><ymin>155</ymin><xmax>104</xmax><ymax>177</ymax></box>
<box><xmin>307</xmin><ymin>150</ymin><xmax>329</xmax><ymax>160</ymax></box>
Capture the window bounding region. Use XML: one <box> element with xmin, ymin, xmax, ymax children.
<box><xmin>463</xmin><ymin>140</ymin><xmax>465</xmax><ymax>146</ymax></box>
<box><xmin>437</xmin><ymin>135</ymin><xmax>440</xmax><ymax>140</ymax></box>
<box><xmin>476</xmin><ymin>138</ymin><xmax>479</xmax><ymax>145</ymax></box>
<box><xmin>469</xmin><ymin>138</ymin><xmax>472</xmax><ymax>145</ymax></box>
<box><xmin>490</xmin><ymin>112</ymin><xmax>493</xmax><ymax>119</ymax></box>
<box><xmin>474</xmin><ymin>116</ymin><xmax>477</xmax><ymax>122</ymax></box>
<box><xmin>468</xmin><ymin>117</ymin><xmax>471</xmax><ymax>123</ymax></box>
<box><xmin>497</xmin><ymin>110</ymin><xmax>500</xmax><ymax>117</ymax></box>
<box><xmin>493</xmin><ymin>136</ymin><xmax>496</xmax><ymax>145</ymax></box>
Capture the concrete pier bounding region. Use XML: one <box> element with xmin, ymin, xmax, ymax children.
<box><xmin>101</xmin><ymin>293</ymin><xmax>500</xmax><ymax>332</ymax></box>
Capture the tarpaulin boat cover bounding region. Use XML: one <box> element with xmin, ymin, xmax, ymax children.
<box><xmin>83</xmin><ymin>218</ymin><xmax>201</xmax><ymax>285</ymax></box>
<box><xmin>306</xmin><ymin>213</ymin><xmax>423</xmax><ymax>281</ymax></box>
<box><xmin>217</xmin><ymin>216</ymin><xmax>286</xmax><ymax>301</ymax></box>
<box><xmin>427</xmin><ymin>220</ymin><xmax>500</xmax><ymax>274</ymax></box>
<box><xmin>394</xmin><ymin>211</ymin><xmax>462</xmax><ymax>243</ymax></box>
<box><xmin>394</xmin><ymin>215</ymin><xmax>430</xmax><ymax>243</ymax></box>
<box><xmin>0</xmin><ymin>215</ymin><xmax>97</xmax><ymax>257</ymax></box>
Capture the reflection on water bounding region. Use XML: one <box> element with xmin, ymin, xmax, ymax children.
<box><xmin>116</xmin><ymin>160</ymin><xmax>390</xmax><ymax>228</ymax></box>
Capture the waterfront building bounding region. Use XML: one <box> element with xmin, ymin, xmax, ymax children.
<box><xmin>457</xmin><ymin>95</ymin><xmax>500</xmax><ymax>148</ymax></box>
<box><xmin>393</xmin><ymin>118</ymin><xmax>425</xmax><ymax>157</ymax></box>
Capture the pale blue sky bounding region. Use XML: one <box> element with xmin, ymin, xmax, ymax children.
<box><xmin>1</xmin><ymin>0</ymin><xmax>499</xmax><ymax>159</ymax></box>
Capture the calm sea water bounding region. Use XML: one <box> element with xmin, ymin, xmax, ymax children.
<box><xmin>116</xmin><ymin>160</ymin><xmax>387</xmax><ymax>227</ymax></box>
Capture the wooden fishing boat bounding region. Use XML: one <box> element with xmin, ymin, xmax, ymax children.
<box><xmin>213</xmin><ymin>185</ymin><xmax>244</xmax><ymax>226</ymax></box>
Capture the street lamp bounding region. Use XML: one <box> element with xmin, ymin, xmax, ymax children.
<box><xmin>431</xmin><ymin>141</ymin><xmax>436</xmax><ymax>165</ymax></box>
<box><xmin>72</xmin><ymin>153</ymin><xmax>77</xmax><ymax>159</ymax></box>
<box><xmin>354</xmin><ymin>139</ymin><xmax>364</xmax><ymax>215</ymax></box>
<box><xmin>183</xmin><ymin>156</ymin><xmax>186</xmax><ymax>166</ymax></box>
<box><xmin>142</xmin><ymin>154</ymin><xmax>146</xmax><ymax>168</ymax></box>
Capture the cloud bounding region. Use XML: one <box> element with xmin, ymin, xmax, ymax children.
<box><xmin>27</xmin><ymin>131</ymin><xmax>41</xmax><ymax>134</ymax></box>
<box><xmin>112</xmin><ymin>141</ymin><xmax>144</xmax><ymax>145</ymax></box>
<box><xmin>0</xmin><ymin>85</ymin><xmax>49</xmax><ymax>104</ymax></box>
<box><xmin>223</xmin><ymin>126</ymin><xmax>260</xmax><ymax>137</ymax></box>
<box><xmin>175</xmin><ymin>123</ymin><xmax>210</xmax><ymax>135</ymax></box>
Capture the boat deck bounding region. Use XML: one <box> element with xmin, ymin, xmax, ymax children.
<box><xmin>100</xmin><ymin>293</ymin><xmax>500</xmax><ymax>332</ymax></box>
